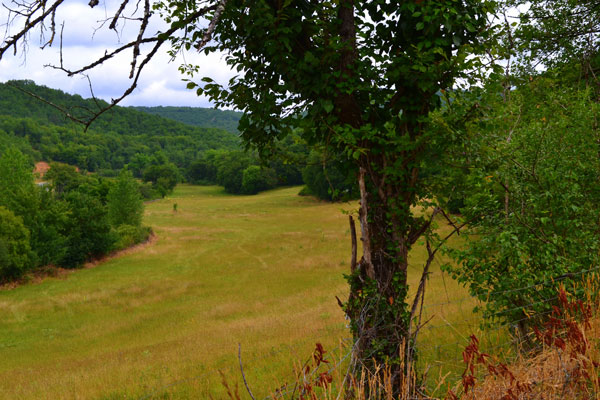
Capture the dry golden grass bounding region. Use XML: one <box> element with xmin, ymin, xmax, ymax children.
<box><xmin>0</xmin><ymin>185</ymin><xmax>480</xmax><ymax>399</ymax></box>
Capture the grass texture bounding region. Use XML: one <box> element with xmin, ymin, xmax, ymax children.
<box><xmin>0</xmin><ymin>185</ymin><xmax>484</xmax><ymax>399</ymax></box>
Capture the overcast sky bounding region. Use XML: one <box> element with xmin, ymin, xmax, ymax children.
<box><xmin>0</xmin><ymin>0</ymin><xmax>235</xmax><ymax>107</ymax></box>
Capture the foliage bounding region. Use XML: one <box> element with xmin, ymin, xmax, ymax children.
<box><xmin>113</xmin><ymin>224</ymin><xmax>152</xmax><ymax>251</ymax></box>
<box><xmin>45</xmin><ymin>162</ymin><xmax>83</xmax><ymax>195</ymax></box>
<box><xmin>108</xmin><ymin>169</ymin><xmax>144</xmax><ymax>227</ymax></box>
<box><xmin>0</xmin><ymin>81</ymin><xmax>239</xmax><ymax>176</ymax></box>
<box><xmin>143</xmin><ymin>163</ymin><xmax>180</xmax><ymax>197</ymax></box>
<box><xmin>0</xmin><ymin>206</ymin><xmax>33</xmax><ymax>280</ymax></box>
<box><xmin>241</xmin><ymin>165</ymin><xmax>277</xmax><ymax>194</ymax></box>
<box><xmin>443</xmin><ymin>79</ymin><xmax>600</xmax><ymax>329</ymax></box>
<box><xmin>0</xmin><ymin>147</ymin><xmax>39</xmax><ymax>225</ymax></box>
<box><xmin>61</xmin><ymin>191</ymin><xmax>115</xmax><ymax>268</ymax></box>
<box><xmin>301</xmin><ymin>150</ymin><xmax>358</xmax><ymax>201</ymax></box>
<box><xmin>34</xmin><ymin>189</ymin><xmax>70</xmax><ymax>266</ymax></box>
<box><xmin>215</xmin><ymin>150</ymin><xmax>252</xmax><ymax>194</ymax></box>
<box><xmin>0</xmin><ymin>147</ymin><xmax>143</xmax><ymax>275</ymax></box>
<box><xmin>179</xmin><ymin>0</ymin><xmax>495</xmax><ymax>384</ymax></box>
<box><xmin>510</xmin><ymin>0</ymin><xmax>600</xmax><ymax>75</ymax></box>
<box><xmin>133</xmin><ymin>106</ymin><xmax>242</xmax><ymax>134</ymax></box>
<box><xmin>187</xmin><ymin>142</ymin><xmax>307</xmax><ymax>195</ymax></box>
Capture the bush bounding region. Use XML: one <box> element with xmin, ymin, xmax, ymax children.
<box><xmin>139</xmin><ymin>182</ymin><xmax>160</xmax><ymax>200</ymax></box>
<box><xmin>241</xmin><ymin>165</ymin><xmax>277</xmax><ymax>194</ymax></box>
<box><xmin>0</xmin><ymin>206</ymin><xmax>33</xmax><ymax>280</ymax></box>
<box><xmin>113</xmin><ymin>224</ymin><xmax>152</xmax><ymax>251</ymax></box>
<box><xmin>444</xmin><ymin>81</ymin><xmax>600</xmax><ymax>330</ymax></box>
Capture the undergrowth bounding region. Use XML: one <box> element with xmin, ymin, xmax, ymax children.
<box><xmin>220</xmin><ymin>277</ymin><xmax>600</xmax><ymax>400</ymax></box>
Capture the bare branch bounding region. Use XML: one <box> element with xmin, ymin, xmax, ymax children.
<box><xmin>129</xmin><ymin>0</ymin><xmax>150</xmax><ymax>79</ymax></box>
<box><xmin>39</xmin><ymin>6</ymin><xmax>56</xmax><ymax>49</ymax></box>
<box><xmin>195</xmin><ymin>0</ymin><xmax>227</xmax><ymax>50</ymax></box>
<box><xmin>2</xmin><ymin>0</ymin><xmax>221</xmax><ymax>129</ymax></box>
<box><xmin>349</xmin><ymin>215</ymin><xmax>357</xmax><ymax>273</ymax></box>
<box><xmin>0</xmin><ymin>0</ymin><xmax>65</xmax><ymax>59</ymax></box>
<box><xmin>109</xmin><ymin>0</ymin><xmax>130</xmax><ymax>31</ymax></box>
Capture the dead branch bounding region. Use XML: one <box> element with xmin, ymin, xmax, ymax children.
<box><xmin>237</xmin><ymin>343</ymin><xmax>256</xmax><ymax>400</ymax></box>
<box><xmin>109</xmin><ymin>0</ymin><xmax>130</xmax><ymax>31</ymax></box>
<box><xmin>358</xmin><ymin>167</ymin><xmax>375</xmax><ymax>279</ymax></box>
<box><xmin>349</xmin><ymin>215</ymin><xmax>357</xmax><ymax>273</ymax></box>
<box><xmin>129</xmin><ymin>0</ymin><xmax>150</xmax><ymax>79</ymax></box>
<box><xmin>1</xmin><ymin>0</ymin><xmax>222</xmax><ymax>129</ymax></box>
<box><xmin>0</xmin><ymin>0</ymin><xmax>65</xmax><ymax>58</ymax></box>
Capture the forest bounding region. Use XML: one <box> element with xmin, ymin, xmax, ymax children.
<box><xmin>0</xmin><ymin>80</ymin><xmax>359</xmax><ymax>283</ymax></box>
<box><xmin>0</xmin><ymin>0</ymin><xmax>600</xmax><ymax>398</ymax></box>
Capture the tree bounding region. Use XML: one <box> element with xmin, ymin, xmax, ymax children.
<box><xmin>44</xmin><ymin>162</ymin><xmax>83</xmax><ymax>196</ymax></box>
<box><xmin>61</xmin><ymin>191</ymin><xmax>115</xmax><ymax>268</ymax></box>
<box><xmin>142</xmin><ymin>163</ymin><xmax>179</xmax><ymax>197</ymax></box>
<box><xmin>0</xmin><ymin>206</ymin><xmax>33</xmax><ymax>280</ymax></box>
<box><xmin>0</xmin><ymin>147</ymin><xmax>39</xmax><ymax>226</ymax></box>
<box><xmin>441</xmin><ymin>76</ymin><xmax>600</xmax><ymax>335</ymax></box>
<box><xmin>194</xmin><ymin>1</ymin><xmax>494</xmax><ymax>389</ymax></box>
<box><xmin>241</xmin><ymin>165</ymin><xmax>277</xmax><ymax>194</ymax></box>
<box><xmin>0</xmin><ymin>0</ymin><xmax>496</xmax><ymax>391</ymax></box>
<box><xmin>107</xmin><ymin>169</ymin><xmax>144</xmax><ymax>227</ymax></box>
<box><xmin>301</xmin><ymin>150</ymin><xmax>358</xmax><ymax>201</ymax></box>
<box><xmin>215</xmin><ymin>150</ymin><xmax>252</xmax><ymax>194</ymax></box>
<box><xmin>510</xmin><ymin>0</ymin><xmax>600</xmax><ymax>78</ymax></box>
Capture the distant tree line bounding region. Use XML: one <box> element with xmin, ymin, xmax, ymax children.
<box><xmin>0</xmin><ymin>80</ymin><xmax>357</xmax><ymax>200</ymax></box>
<box><xmin>0</xmin><ymin>81</ymin><xmax>239</xmax><ymax>175</ymax></box>
<box><xmin>0</xmin><ymin>147</ymin><xmax>149</xmax><ymax>282</ymax></box>
<box><xmin>185</xmin><ymin>135</ymin><xmax>358</xmax><ymax>199</ymax></box>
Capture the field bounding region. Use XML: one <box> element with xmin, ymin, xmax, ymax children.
<box><xmin>0</xmin><ymin>185</ymin><xmax>492</xmax><ymax>399</ymax></box>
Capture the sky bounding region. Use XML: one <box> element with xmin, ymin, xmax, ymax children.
<box><xmin>0</xmin><ymin>0</ymin><xmax>234</xmax><ymax>107</ymax></box>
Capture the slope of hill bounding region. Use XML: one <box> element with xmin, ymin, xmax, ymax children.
<box><xmin>0</xmin><ymin>80</ymin><xmax>240</xmax><ymax>173</ymax></box>
<box><xmin>132</xmin><ymin>105</ymin><xmax>242</xmax><ymax>134</ymax></box>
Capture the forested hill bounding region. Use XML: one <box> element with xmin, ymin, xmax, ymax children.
<box><xmin>0</xmin><ymin>80</ymin><xmax>240</xmax><ymax>174</ymax></box>
<box><xmin>132</xmin><ymin>106</ymin><xmax>242</xmax><ymax>134</ymax></box>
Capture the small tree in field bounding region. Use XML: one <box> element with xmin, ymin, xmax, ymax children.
<box><xmin>107</xmin><ymin>169</ymin><xmax>144</xmax><ymax>227</ymax></box>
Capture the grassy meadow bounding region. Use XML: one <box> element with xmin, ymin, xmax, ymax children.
<box><xmin>0</xmin><ymin>185</ymin><xmax>493</xmax><ymax>399</ymax></box>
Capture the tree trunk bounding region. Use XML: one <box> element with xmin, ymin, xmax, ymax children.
<box><xmin>346</xmin><ymin>162</ymin><xmax>417</xmax><ymax>395</ymax></box>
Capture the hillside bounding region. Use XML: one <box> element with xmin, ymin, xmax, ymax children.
<box><xmin>133</xmin><ymin>105</ymin><xmax>242</xmax><ymax>134</ymax></box>
<box><xmin>0</xmin><ymin>80</ymin><xmax>240</xmax><ymax>174</ymax></box>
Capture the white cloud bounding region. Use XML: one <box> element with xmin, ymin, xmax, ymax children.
<box><xmin>0</xmin><ymin>0</ymin><xmax>235</xmax><ymax>107</ymax></box>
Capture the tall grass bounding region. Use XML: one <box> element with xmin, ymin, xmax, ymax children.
<box><xmin>0</xmin><ymin>185</ymin><xmax>475</xmax><ymax>399</ymax></box>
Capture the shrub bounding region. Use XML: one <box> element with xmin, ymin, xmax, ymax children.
<box><xmin>139</xmin><ymin>182</ymin><xmax>160</xmax><ymax>200</ymax></box>
<box><xmin>0</xmin><ymin>206</ymin><xmax>33</xmax><ymax>280</ymax></box>
<box><xmin>113</xmin><ymin>224</ymin><xmax>152</xmax><ymax>251</ymax></box>
<box><xmin>241</xmin><ymin>165</ymin><xmax>277</xmax><ymax>194</ymax></box>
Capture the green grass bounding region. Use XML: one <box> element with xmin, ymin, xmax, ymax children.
<box><xmin>0</xmin><ymin>185</ymin><xmax>497</xmax><ymax>399</ymax></box>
